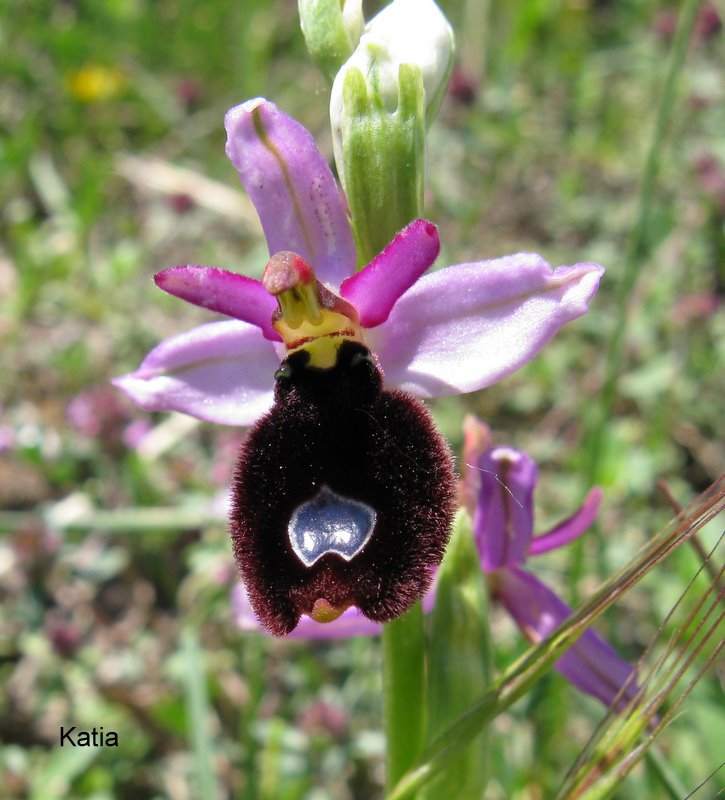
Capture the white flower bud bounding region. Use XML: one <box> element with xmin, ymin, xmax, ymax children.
<box><xmin>340</xmin><ymin>0</ymin><xmax>364</xmax><ymax>47</ymax></box>
<box><xmin>331</xmin><ymin>0</ymin><xmax>454</xmax><ymax>130</ymax></box>
<box><xmin>328</xmin><ymin>0</ymin><xmax>454</xmax><ymax>263</ymax></box>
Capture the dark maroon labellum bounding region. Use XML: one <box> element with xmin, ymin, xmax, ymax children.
<box><xmin>230</xmin><ymin>341</ymin><xmax>456</xmax><ymax>636</ymax></box>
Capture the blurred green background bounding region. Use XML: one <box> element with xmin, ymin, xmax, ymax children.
<box><xmin>0</xmin><ymin>1</ymin><xmax>722</xmax><ymax>798</ymax></box>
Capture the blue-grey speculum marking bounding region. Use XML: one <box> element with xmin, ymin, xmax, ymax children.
<box><xmin>288</xmin><ymin>486</ymin><xmax>377</xmax><ymax>567</ymax></box>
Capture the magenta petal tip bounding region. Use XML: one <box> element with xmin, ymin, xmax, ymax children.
<box><xmin>340</xmin><ymin>219</ymin><xmax>441</xmax><ymax>328</ymax></box>
<box><xmin>154</xmin><ymin>265</ymin><xmax>280</xmax><ymax>342</ymax></box>
<box><xmin>366</xmin><ymin>254</ymin><xmax>605</xmax><ymax>399</ymax></box>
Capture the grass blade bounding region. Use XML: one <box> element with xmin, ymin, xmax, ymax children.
<box><xmin>388</xmin><ymin>477</ymin><xmax>724</xmax><ymax>800</ymax></box>
<box><xmin>181</xmin><ymin>627</ymin><xmax>223</xmax><ymax>800</ymax></box>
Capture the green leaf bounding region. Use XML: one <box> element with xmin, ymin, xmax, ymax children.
<box><xmin>422</xmin><ymin>511</ymin><xmax>493</xmax><ymax>800</ymax></box>
<box><xmin>382</xmin><ymin>601</ymin><xmax>426</xmax><ymax>793</ymax></box>
<box><xmin>30</xmin><ymin>747</ymin><xmax>100</xmax><ymax>800</ymax></box>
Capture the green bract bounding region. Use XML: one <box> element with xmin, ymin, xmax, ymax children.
<box><xmin>330</xmin><ymin>0</ymin><xmax>454</xmax><ymax>264</ymax></box>
<box><xmin>337</xmin><ymin>63</ymin><xmax>426</xmax><ymax>265</ymax></box>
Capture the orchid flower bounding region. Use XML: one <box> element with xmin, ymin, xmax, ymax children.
<box><xmin>114</xmin><ymin>97</ymin><xmax>605</xmax><ymax>637</ymax></box>
<box><xmin>114</xmin><ymin>98</ymin><xmax>603</xmax><ymax>428</ymax></box>
<box><xmin>470</xmin><ymin>437</ymin><xmax>638</xmax><ymax>710</ymax></box>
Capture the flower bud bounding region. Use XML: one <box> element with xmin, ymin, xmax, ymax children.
<box><xmin>473</xmin><ymin>447</ymin><xmax>537</xmax><ymax>572</ymax></box>
<box><xmin>332</xmin><ymin>0</ymin><xmax>453</xmax><ymax>126</ymax></box>
<box><xmin>330</xmin><ymin>0</ymin><xmax>454</xmax><ymax>265</ymax></box>
<box><xmin>298</xmin><ymin>0</ymin><xmax>364</xmax><ymax>81</ymax></box>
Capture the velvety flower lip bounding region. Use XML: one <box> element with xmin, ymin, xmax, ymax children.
<box><xmin>232</xmin><ymin>339</ymin><xmax>456</xmax><ymax>636</ymax></box>
<box><xmin>115</xmin><ymin>101</ymin><xmax>604</xmax><ymax>426</ymax></box>
<box><xmin>496</xmin><ymin>567</ymin><xmax>637</xmax><ymax>710</ymax></box>
<box><xmin>231</xmin><ymin>581</ymin><xmax>383</xmax><ymax>638</ymax></box>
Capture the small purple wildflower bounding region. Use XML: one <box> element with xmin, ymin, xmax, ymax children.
<box><xmin>469</xmin><ymin>434</ymin><xmax>637</xmax><ymax>710</ymax></box>
<box><xmin>67</xmin><ymin>387</ymin><xmax>147</xmax><ymax>453</ymax></box>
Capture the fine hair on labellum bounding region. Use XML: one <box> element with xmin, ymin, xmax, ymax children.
<box><xmin>230</xmin><ymin>341</ymin><xmax>456</xmax><ymax>636</ymax></box>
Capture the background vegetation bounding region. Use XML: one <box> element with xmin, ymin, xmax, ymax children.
<box><xmin>0</xmin><ymin>0</ymin><xmax>722</xmax><ymax>797</ymax></box>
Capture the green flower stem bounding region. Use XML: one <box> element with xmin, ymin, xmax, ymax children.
<box><xmin>241</xmin><ymin>635</ymin><xmax>266</xmax><ymax>799</ymax></box>
<box><xmin>382</xmin><ymin>600</ymin><xmax>427</xmax><ymax>794</ymax></box>
<box><xmin>29</xmin><ymin>748</ymin><xmax>99</xmax><ymax>800</ymax></box>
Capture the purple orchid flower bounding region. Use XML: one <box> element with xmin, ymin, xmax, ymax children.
<box><xmin>114</xmin><ymin>97</ymin><xmax>606</xmax><ymax>637</ymax></box>
<box><xmin>113</xmin><ymin>97</ymin><xmax>604</xmax><ymax>427</ymax></box>
<box><xmin>472</xmin><ymin>443</ymin><xmax>637</xmax><ymax>710</ymax></box>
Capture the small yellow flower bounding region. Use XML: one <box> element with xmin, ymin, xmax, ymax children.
<box><xmin>67</xmin><ymin>64</ymin><xmax>125</xmax><ymax>103</ymax></box>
